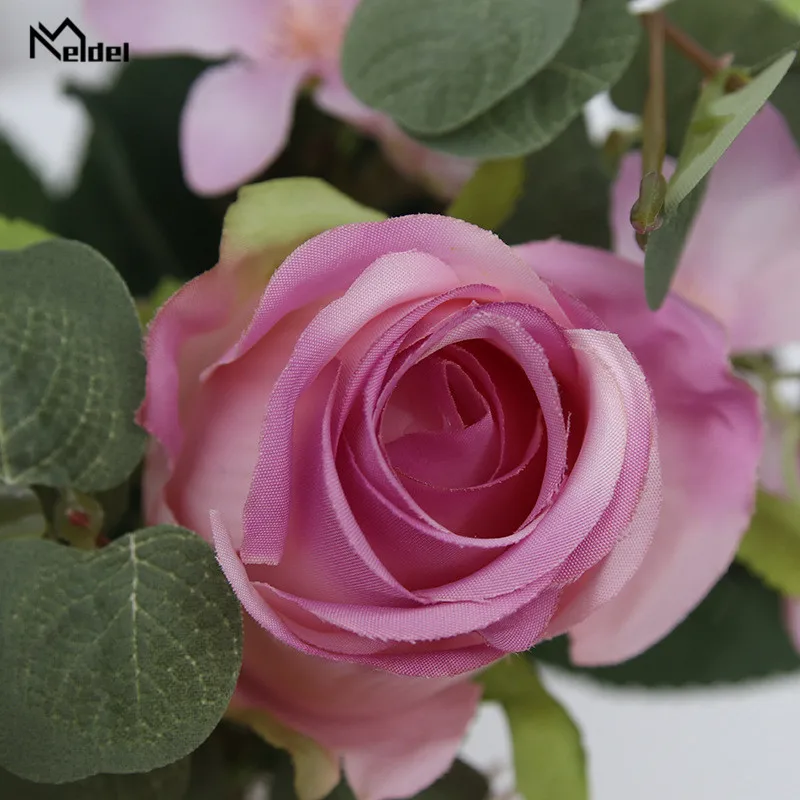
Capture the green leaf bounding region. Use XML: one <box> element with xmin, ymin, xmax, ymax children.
<box><xmin>0</xmin><ymin>239</ymin><xmax>146</xmax><ymax>491</ymax></box>
<box><xmin>498</xmin><ymin>119</ymin><xmax>613</xmax><ymax>249</ymax></box>
<box><xmin>532</xmin><ymin>564</ymin><xmax>800</xmax><ymax>686</ymax></box>
<box><xmin>342</xmin><ymin>0</ymin><xmax>580</xmax><ymax>135</ymax></box>
<box><xmin>665</xmin><ymin>51</ymin><xmax>797</xmax><ymax>213</ymax></box>
<box><xmin>0</xmin><ymin>137</ymin><xmax>50</xmax><ymax>226</ymax></box>
<box><xmin>0</xmin><ymin>760</ymin><xmax>190</xmax><ymax>799</ymax></box>
<box><xmin>412</xmin><ymin>761</ymin><xmax>489</xmax><ymax>800</ymax></box>
<box><xmin>446</xmin><ymin>158</ymin><xmax>525</xmax><ymax>230</ymax></box>
<box><xmin>480</xmin><ymin>658</ymin><xmax>585</xmax><ymax>800</ymax></box>
<box><xmin>0</xmin><ymin>526</ymin><xmax>243</xmax><ymax>783</ymax></box>
<box><xmin>643</xmin><ymin>177</ymin><xmax>708</xmax><ymax>309</ymax></box>
<box><xmin>53</xmin><ymin>58</ymin><xmax>223</xmax><ymax>297</ymax></box>
<box><xmin>737</xmin><ymin>491</ymin><xmax>800</xmax><ymax>595</ymax></box>
<box><xmin>0</xmin><ymin>216</ymin><xmax>52</xmax><ymax>250</ymax></box>
<box><xmin>0</xmin><ymin>484</ymin><xmax>46</xmax><ymax>540</ymax></box>
<box><xmin>137</xmin><ymin>276</ymin><xmax>185</xmax><ymax>327</ymax></box>
<box><xmin>414</xmin><ymin>0</ymin><xmax>640</xmax><ymax>158</ymax></box>
<box><xmin>612</xmin><ymin>0</ymin><xmax>800</xmax><ymax>155</ymax></box>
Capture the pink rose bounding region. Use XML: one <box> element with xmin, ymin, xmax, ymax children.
<box><xmin>139</xmin><ymin>190</ymin><xmax>761</xmax><ymax>796</ymax></box>
<box><xmin>611</xmin><ymin>105</ymin><xmax>800</xmax><ymax>658</ymax></box>
<box><xmin>83</xmin><ymin>0</ymin><xmax>475</xmax><ymax>198</ymax></box>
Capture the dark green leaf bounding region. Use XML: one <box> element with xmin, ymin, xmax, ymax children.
<box><xmin>0</xmin><ymin>483</ymin><xmax>46</xmax><ymax>540</ymax></box>
<box><xmin>531</xmin><ymin>564</ymin><xmax>800</xmax><ymax>686</ymax></box>
<box><xmin>498</xmin><ymin>119</ymin><xmax>613</xmax><ymax>249</ymax></box>
<box><xmin>643</xmin><ymin>177</ymin><xmax>708</xmax><ymax>309</ymax></box>
<box><xmin>414</xmin><ymin>0</ymin><xmax>640</xmax><ymax>158</ymax></box>
<box><xmin>0</xmin><ymin>137</ymin><xmax>50</xmax><ymax>226</ymax></box>
<box><xmin>342</xmin><ymin>0</ymin><xmax>580</xmax><ymax>135</ymax></box>
<box><xmin>52</xmin><ymin>58</ymin><xmax>223</xmax><ymax>296</ymax></box>
<box><xmin>446</xmin><ymin>158</ymin><xmax>525</xmax><ymax>230</ymax></box>
<box><xmin>0</xmin><ymin>760</ymin><xmax>190</xmax><ymax>799</ymax></box>
<box><xmin>481</xmin><ymin>659</ymin><xmax>585</xmax><ymax>800</ymax></box>
<box><xmin>0</xmin><ymin>527</ymin><xmax>243</xmax><ymax>783</ymax></box>
<box><xmin>412</xmin><ymin>760</ymin><xmax>489</xmax><ymax>800</ymax></box>
<box><xmin>612</xmin><ymin>0</ymin><xmax>800</xmax><ymax>154</ymax></box>
<box><xmin>737</xmin><ymin>491</ymin><xmax>800</xmax><ymax>596</ymax></box>
<box><xmin>0</xmin><ymin>239</ymin><xmax>146</xmax><ymax>491</ymax></box>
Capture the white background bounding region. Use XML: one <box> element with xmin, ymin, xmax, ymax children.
<box><xmin>2</xmin><ymin>1</ymin><xmax>800</xmax><ymax>798</ymax></box>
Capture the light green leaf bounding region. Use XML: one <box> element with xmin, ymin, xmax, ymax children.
<box><xmin>0</xmin><ymin>760</ymin><xmax>190</xmax><ymax>799</ymax></box>
<box><xmin>221</xmin><ymin>178</ymin><xmax>385</xmax><ymax>293</ymax></box>
<box><xmin>342</xmin><ymin>0</ymin><xmax>580</xmax><ymax>135</ymax></box>
<box><xmin>0</xmin><ymin>239</ymin><xmax>146</xmax><ymax>491</ymax></box>
<box><xmin>446</xmin><ymin>158</ymin><xmax>525</xmax><ymax>230</ymax></box>
<box><xmin>480</xmin><ymin>658</ymin><xmax>586</xmax><ymax>800</ymax></box>
<box><xmin>0</xmin><ymin>483</ymin><xmax>46</xmax><ymax>540</ymax></box>
<box><xmin>643</xmin><ymin>178</ymin><xmax>708</xmax><ymax>310</ymax></box>
<box><xmin>737</xmin><ymin>491</ymin><xmax>800</xmax><ymax>596</ymax></box>
<box><xmin>0</xmin><ymin>526</ymin><xmax>243</xmax><ymax>783</ymax></box>
<box><xmin>0</xmin><ymin>216</ymin><xmax>52</xmax><ymax>250</ymax></box>
<box><xmin>665</xmin><ymin>50</ymin><xmax>797</xmax><ymax>213</ymax></box>
<box><xmin>414</xmin><ymin>0</ymin><xmax>640</xmax><ymax>158</ymax></box>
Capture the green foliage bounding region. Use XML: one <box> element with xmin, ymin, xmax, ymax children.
<box><xmin>532</xmin><ymin>564</ymin><xmax>800</xmax><ymax>686</ymax></box>
<box><xmin>0</xmin><ymin>484</ymin><xmax>46</xmax><ymax>540</ymax></box>
<box><xmin>498</xmin><ymin>119</ymin><xmax>614</xmax><ymax>249</ymax></box>
<box><xmin>0</xmin><ymin>239</ymin><xmax>146</xmax><ymax>491</ymax></box>
<box><xmin>643</xmin><ymin>177</ymin><xmax>708</xmax><ymax>309</ymax></box>
<box><xmin>481</xmin><ymin>659</ymin><xmax>586</xmax><ymax>800</ymax></box>
<box><xmin>0</xmin><ymin>760</ymin><xmax>190</xmax><ymax>799</ymax></box>
<box><xmin>446</xmin><ymin>158</ymin><xmax>526</xmax><ymax>230</ymax></box>
<box><xmin>137</xmin><ymin>276</ymin><xmax>185</xmax><ymax>327</ymax></box>
<box><xmin>0</xmin><ymin>137</ymin><xmax>50</xmax><ymax>226</ymax></box>
<box><xmin>342</xmin><ymin>0</ymin><xmax>580</xmax><ymax>135</ymax></box>
<box><xmin>52</xmin><ymin>58</ymin><xmax>223</xmax><ymax>296</ymax></box>
<box><xmin>413</xmin><ymin>0</ymin><xmax>640</xmax><ymax>158</ymax></box>
<box><xmin>0</xmin><ymin>216</ymin><xmax>52</xmax><ymax>250</ymax></box>
<box><xmin>737</xmin><ymin>491</ymin><xmax>800</xmax><ymax>596</ymax></box>
<box><xmin>0</xmin><ymin>527</ymin><xmax>243</xmax><ymax>783</ymax></box>
<box><xmin>666</xmin><ymin>51</ymin><xmax>797</xmax><ymax>213</ymax></box>
<box><xmin>612</xmin><ymin>0</ymin><xmax>800</xmax><ymax>155</ymax></box>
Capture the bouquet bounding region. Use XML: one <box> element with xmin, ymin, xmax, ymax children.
<box><xmin>2</xmin><ymin>0</ymin><xmax>800</xmax><ymax>797</ymax></box>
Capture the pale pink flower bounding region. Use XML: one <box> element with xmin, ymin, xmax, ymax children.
<box><xmin>83</xmin><ymin>0</ymin><xmax>475</xmax><ymax>197</ymax></box>
<box><xmin>140</xmin><ymin>202</ymin><xmax>760</xmax><ymax>795</ymax></box>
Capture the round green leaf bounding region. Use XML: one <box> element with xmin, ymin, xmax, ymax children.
<box><xmin>0</xmin><ymin>526</ymin><xmax>243</xmax><ymax>783</ymax></box>
<box><xmin>0</xmin><ymin>239</ymin><xmax>147</xmax><ymax>491</ymax></box>
<box><xmin>532</xmin><ymin>564</ymin><xmax>800</xmax><ymax>686</ymax></box>
<box><xmin>342</xmin><ymin>0</ymin><xmax>580</xmax><ymax>135</ymax></box>
<box><xmin>0</xmin><ymin>760</ymin><xmax>190</xmax><ymax>799</ymax></box>
<box><xmin>481</xmin><ymin>659</ymin><xmax>586</xmax><ymax>800</ymax></box>
<box><xmin>414</xmin><ymin>0</ymin><xmax>640</xmax><ymax>158</ymax></box>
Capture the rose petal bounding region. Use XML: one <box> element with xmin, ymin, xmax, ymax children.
<box><xmin>515</xmin><ymin>240</ymin><xmax>761</xmax><ymax>664</ymax></box>
<box><xmin>180</xmin><ymin>59</ymin><xmax>308</xmax><ymax>195</ymax></box>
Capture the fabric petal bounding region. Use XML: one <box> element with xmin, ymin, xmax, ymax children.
<box><xmin>611</xmin><ymin>105</ymin><xmax>800</xmax><ymax>351</ymax></box>
<box><xmin>514</xmin><ymin>240</ymin><xmax>762</xmax><ymax>664</ymax></box>
<box><xmin>84</xmin><ymin>0</ymin><xmax>273</xmax><ymax>59</ymax></box>
<box><xmin>180</xmin><ymin>59</ymin><xmax>308</xmax><ymax>195</ymax></box>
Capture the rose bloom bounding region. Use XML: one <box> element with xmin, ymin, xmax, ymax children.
<box><xmin>139</xmin><ymin>158</ymin><xmax>765</xmax><ymax>796</ymax></box>
<box><xmin>84</xmin><ymin>0</ymin><xmax>474</xmax><ymax>198</ymax></box>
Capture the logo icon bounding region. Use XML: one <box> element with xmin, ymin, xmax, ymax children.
<box><xmin>30</xmin><ymin>17</ymin><xmax>129</xmax><ymax>62</ymax></box>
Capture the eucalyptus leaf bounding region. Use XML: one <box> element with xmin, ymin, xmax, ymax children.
<box><xmin>0</xmin><ymin>215</ymin><xmax>52</xmax><ymax>250</ymax></box>
<box><xmin>0</xmin><ymin>483</ymin><xmax>46</xmax><ymax>540</ymax></box>
<box><xmin>446</xmin><ymin>158</ymin><xmax>525</xmax><ymax>230</ymax></box>
<box><xmin>737</xmin><ymin>491</ymin><xmax>800</xmax><ymax>596</ymax></box>
<box><xmin>414</xmin><ymin>0</ymin><xmax>640</xmax><ymax>158</ymax></box>
<box><xmin>481</xmin><ymin>659</ymin><xmax>585</xmax><ymax>800</ymax></box>
<box><xmin>532</xmin><ymin>564</ymin><xmax>800</xmax><ymax>686</ymax></box>
<box><xmin>0</xmin><ymin>760</ymin><xmax>190</xmax><ymax>799</ymax></box>
<box><xmin>0</xmin><ymin>526</ymin><xmax>243</xmax><ymax>783</ymax></box>
<box><xmin>342</xmin><ymin>0</ymin><xmax>580</xmax><ymax>135</ymax></box>
<box><xmin>643</xmin><ymin>177</ymin><xmax>708</xmax><ymax>310</ymax></box>
<box><xmin>665</xmin><ymin>51</ymin><xmax>797</xmax><ymax>213</ymax></box>
<box><xmin>0</xmin><ymin>239</ymin><xmax>146</xmax><ymax>491</ymax></box>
